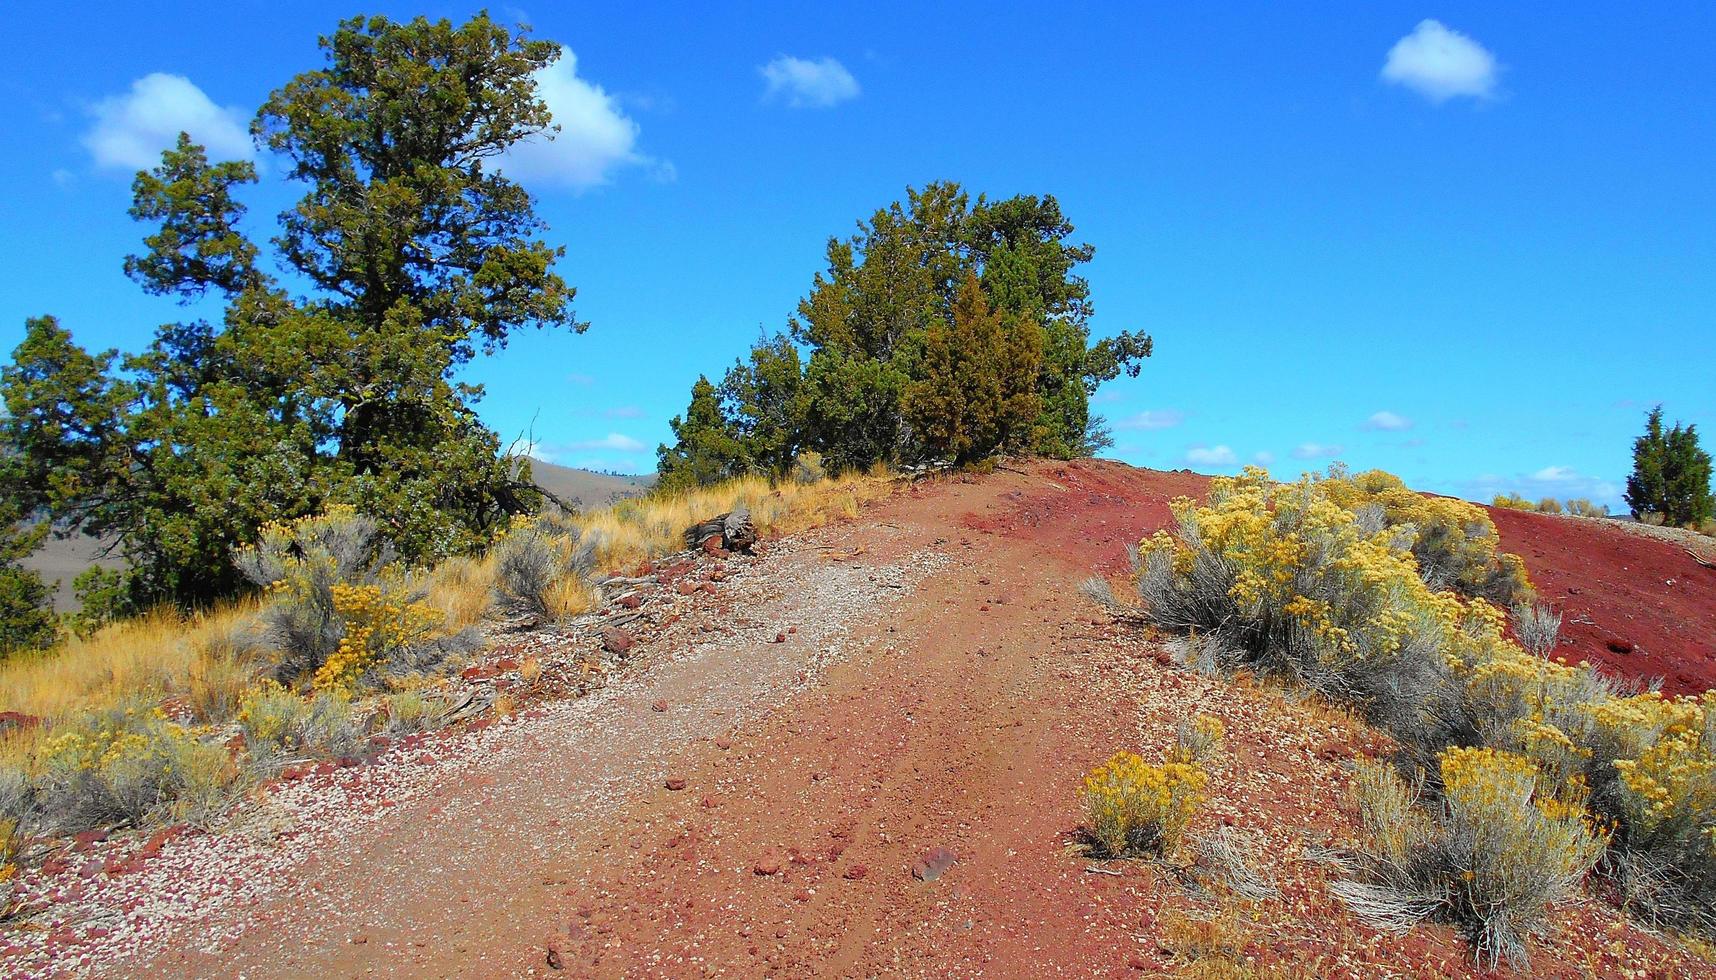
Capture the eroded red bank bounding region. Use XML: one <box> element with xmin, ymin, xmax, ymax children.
<box><xmin>977</xmin><ymin>463</ymin><xmax>1716</xmax><ymax>696</ymax></box>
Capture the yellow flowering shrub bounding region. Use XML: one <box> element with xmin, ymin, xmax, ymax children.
<box><xmin>1322</xmin><ymin>468</ymin><xmax>1532</xmax><ymax>603</ymax></box>
<box><xmin>1339</xmin><ymin>749</ymin><xmax>1604</xmax><ymax>970</ymax></box>
<box><xmin>1128</xmin><ymin>463</ymin><xmax>1716</xmax><ymax>945</ymax></box>
<box><xmin>32</xmin><ymin>702</ymin><xmax>235</xmax><ymax>831</ymax></box>
<box><xmin>1172</xmin><ymin>714</ymin><xmax>1226</xmax><ymax>764</ymax></box>
<box><xmin>313</xmin><ymin>583</ymin><xmax>441</xmax><ymax>692</ymax></box>
<box><xmin>1082</xmin><ymin>750</ymin><xmax>1208</xmax><ymax>857</ymax></box>
<box><xmin>1596</xmin><ymin>692</ymin><xmax>1716</xmax><ymax>861</ymax></box>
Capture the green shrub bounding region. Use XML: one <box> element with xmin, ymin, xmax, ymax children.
<box><xmin>1334</xmin><ymin>752</ymin><xmax>1603</xmax><ymax>971</ymax></box>
<box><xmin>1564</xmin><ymin>499</ymin><xmax>1608</xmax><ymax>519</ymax></box>
<box><xmin>236</xmin><ymin>681</ymin><xmax>360</xmax><ymax>770</ymax></box>
<box><xmin>33</xmin><ymin>701</ymin><xmax>237</xmax><ymax>832</ymax></box>
<box><xmin>490</xmin><ymin>516</ymin><xmax>599</xmax><ymax>623</ymax></box>
<box><xmin>67</xmin><ymin>566</ymin><xmax>136</xmax><ymax>639</ymax></box>
<box><xmin>1626</xmin><ymin>406</ymin><xmax>1713</xmax><ymax>527</ymax></box>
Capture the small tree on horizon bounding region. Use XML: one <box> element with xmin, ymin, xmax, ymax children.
<box><xmin>1625</xmin><ymin>406</ymin><xmax>1713</xmax><ymax>526</ymax></box>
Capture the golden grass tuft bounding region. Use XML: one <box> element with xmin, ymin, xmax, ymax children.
<box><xmin>0</xmin><ymin>469</ymin><xmax>892</xmax><ymax>774</ymax></box>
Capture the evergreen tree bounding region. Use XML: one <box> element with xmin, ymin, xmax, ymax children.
<box><xmin>1626</xmin><ymin>406</ymin><xmax>1713</xmax><ymax>526</ymax></box>
<box><xmin>656</xmin><ymin>377</ymin><xmax>747</xmax><ymax>493</ymax></box>
<box><xmin>0</xmin><ymin>457</ymin><xmax>56</xmax><ymax>658</ymax></box>
<box><xmin>658</xmin><ymin>181</ymin><xmax>1150</xmax><ymax>486</ymax></box>
<box><xmin>1</xmin><ymin>13</ymin><xmax>580</xmax><ymax>606</ymax></box>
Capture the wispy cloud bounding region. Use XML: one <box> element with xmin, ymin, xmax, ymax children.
<box><xmin>1382</xmin><ymin>20</ymin><xmax>1499</xmax><ymax>104</ymax></box>
<box><xmin>498</xmin><ymin>50</ymin><xmax>664</xmax><ymax>189</ymax></box>
<box><xmin>1463</xmin><ymin>466</ymin><xmax>1622</xmax><ymax>508</ymax></box>
<box><xmin>604</xmin><ymin>406</ymin><xmax>645</xmax><ymax>420</ymax></box>
<box><xmin>1291</xmin><ymin>442</ymin><xmax>1345</xmax><ymax>460</ymax></box>
<box><xmin>568</xmin><ymin>433</ymin><xmax>646</xmax><ymax>452</ymax></box>
<box><xmin>1117</xmin><ymin>409</ymin><xmax>1185</xmax><ymax>431</ymax></box>
<box><xmin>83</xmin><ymin>73</ymin><xmax>252</xmax><ymax>170</ymax></box>
<box><xmin>1253</xmin><ymin>451</ymin><xmax>1276</xmax><ymax>466</ymax></box>
<box><xmin>760</xmin><ymin>55</ymin><xmax>860</xmax><ymax>108</ymax></box>
<box><xmin>1363</xmin><ymin>410</ymin><xmax>1413</xmax><ymax>431</ymax></box>
<box><xmin>1185</xmin><ymin>445</ymin><xmax>1238</xmax><ymax>468</ymax></box>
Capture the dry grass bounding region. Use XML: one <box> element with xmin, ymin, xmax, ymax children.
<box><xmin>579</xmin><ymin>469</ymin><xmax>887</xmax><ymax>571</ymax></box>
<box><xmin>0</xmin><ymin>470</ymin><xmax>890</xmax><ymax>779</ymax></box>
<box><xmin>0</xmin><ymin>603</ymin><xmax>262</xmax><ymax>732</ymax></box>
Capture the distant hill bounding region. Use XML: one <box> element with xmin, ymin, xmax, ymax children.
<box><xmin>17</xmin><ymin>461</ymin><xmax>653</xmax><ymax>612</ymax></box>
<box><xmin>526</xmin><ymin>459</ymin><xmax>653</xmax><ymax>510</ymax></box>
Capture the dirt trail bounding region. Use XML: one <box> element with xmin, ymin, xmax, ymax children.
<box><xmin>24</xmin><ymin>460</ymin><xmax>1716</xmax><ymax>978</ymax></box>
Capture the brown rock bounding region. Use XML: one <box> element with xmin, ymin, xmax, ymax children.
<box><xmin>651</xmin><ymin>699</ymin><xmax>668</xmax><ymax>712</ymax></box>
<box><xmin>753</xmin><ymin>856</ymin><xmax>781</xmax><ymax>876</ymax></box>
<box><xmin>602</xmin><ymin>628</ymin><xmax>635</xmax><ymax>656</ymax></box>
<box><xmin>617</xmin><ymin>594</ymin><xmax>643</xmax><ymax>610</ymax></box>
<box><xmin>664</xmin><ymin>777</ymin><xmax>687</xmax><ymax>791</ymax></box>
<box><xmin>843</xmin><ymin>865</ymin><xmax>868</xmax><ymax>880</ymax></box>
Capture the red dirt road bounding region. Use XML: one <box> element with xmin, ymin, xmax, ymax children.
<box><xmin>31</xmin><ymin>461</ymin><xmax>1716</xmax><ymax>978</ymax></box>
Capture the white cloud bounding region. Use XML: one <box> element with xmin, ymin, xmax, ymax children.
<box><xmin>760</xmin><ymin>55</ymin><xmax>860</xmax><ymax>109</ymax></box>
<box><xmin>1117</xmin><ymin>409</ymin><xmax>1185</xmax><ymax>431</ymax></box>
<box><xmin>499</xmin><ymin>51</ymin><xmax>655</xmax><ymax>189</ymax></box>
<box><xmin>1463</xmin><ymin>467</ymin><xmax>1622</xmax><ymax>509</ymax></box>
<box><xmin>1364</xmin><ymin>410</ymin><xmax>1413</xmax><ymax>431</ymax></box>
<box><xmin>569</xmin><ymin>433</ymin><xmax>646</xmax><ymax>452</ymax></box>
<box><xmin>1381</xmin><ymin>20</ymin><xmax>1499</xmax><ymax>104</ymax></box>
<box><xmin>1291</xmin><ymin>442</ymin><xmax>1345</xmax><ymax>460</ymax></box>
<box><xmin>604</xmin><ymin>406</ymin><xmax>645</xmax><ymax>419</ymax></box>
<box><xmin>567</xmin><ymin>373</ymin><xmax>596</xmax><ymax>385</ymax></box>
<box><xmin>83</xmin><ymin>73</ymin><xmax>252</xmax><ymax>170</ymax></box>
<box><xmin>1185</xmin><ymin>445</ymin><xmax>1238</xmax><ymax>468</ymax></box>
<box><xmin>1253</xmin><ymin>451</ymin><xmax>1277</xmax><ymax>465</ymax></box>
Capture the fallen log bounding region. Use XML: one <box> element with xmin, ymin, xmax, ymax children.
<box><xmin>683</xmin><ymin>505</ymin><xmax>757</xmax><ymax>553</ymax></box>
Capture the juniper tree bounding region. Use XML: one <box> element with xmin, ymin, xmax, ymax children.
<box><xmin>1</xmin><ymin>13</ymin><xmax>582</xmax><ymax>605</ymax></box>
<box><xmin>658</xmin><ymin>181</ymin><xmax>1151</xmax><ymax>484</ymax></box>
<box><xmin>1626</xmin><ymin>406</ymin><xmax>1713</xmax><ymax>526</ymax></box>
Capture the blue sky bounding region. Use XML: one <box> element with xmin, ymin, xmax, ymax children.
<box><xmin>2</xmin><ymin>3</ymin><xmax>1712</xmax><ymax>509</ymax></box>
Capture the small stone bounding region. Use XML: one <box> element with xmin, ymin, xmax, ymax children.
<box><xmin>651</xmin><ymin>699</ymin><xmax>668</xmax><ymax>712</ymax></box>
<box><xmin>546</xmin><ymin>945</ymin><xmax>564</xmax><ymax>971</ymax></box>
<box><xmin>753</xmin><ymin>856</ymin><xmax>781</xmax><ymax>876</ymax></box>
<box><xmin>603</xmin><ymin>628</ymin><xmax>635</xmax><ymax>656</ymax></box>
<box><xmin>911</xmin><ymin>846</ymin><xmax>957</xmax><ymax>881</ymax></box>
<box><xmin>665</xmin><ymin>777</ymin><xmax>687</xmax><ymax>791</ymax></box>
<box><xmin>774</xmin><ymin>632</ymin><xmax>787</xmax><ymax>643</ymax></box>
<box><xmin>843</xmin><ymin>865</ymin><xmax>868</xmax><ymax>880</ymax></box>
<box><xmin>617</xmin><ymin>594</ymin><xmax>643</xmax><ymax>610</ymax></box>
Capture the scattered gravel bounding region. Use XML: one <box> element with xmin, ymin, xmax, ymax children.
<box><xmin>1</xmin><ymin>528</ymin><xmax>947</xmax><ymax>979</ymax></box>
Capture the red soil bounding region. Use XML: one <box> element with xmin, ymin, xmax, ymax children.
<box><xmin>1489</xmin><ymin>507</ymin><xmax>1716</xmax><ymax>696</ymax></box>
<box><xmin>15</xmin><ymin>460</ymin><xmax>1715</xmax><ymax>979</ymax></box>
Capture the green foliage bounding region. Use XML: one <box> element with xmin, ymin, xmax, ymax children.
<box><xmin>0</xmin><ymin>468</ymin><xmax>57</xmax><ymax>657</ymax></box>
<box><xmin>1626</xmin><ymin>406</ymin><xmax>1713</xmax><ymax>526</ymax></box>
<box><xmin>124</xmin><ymin>133</ymin><xmax>261</xmax><ymax>299</ymax></box>
<box><xmin>658</xmin><ymin>181</ymin><xmax>1152</xmax><ymax>484</ymax></box>
<box><xmin>1</xmin><ymin>13</ymin><xmax>579</xmax><ymax>607</ymax></box>
<box><xmin>904</xmin><ymin>271</ymin><xmax>1044</xmax><ymax>463</ymax></box>
<box><xmin>68</xmin><ymin>566</ymin><xmax>135</xmax><ymax>639</ymax></box>
<box><xmin>656</xmin><ymin>376</ymin><xmax>748</xmax><ymax>493</ymax></box>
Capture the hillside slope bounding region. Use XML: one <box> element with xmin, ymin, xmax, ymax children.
<box><xmin>6</xmin><ymin>460</ymin><xmax>1713</xmax><ymax>978</ymax></box>
<box><xmin>14</xmin><ymin>461</ymin><xmax>650</xmax><ymax>611</ymax></box>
